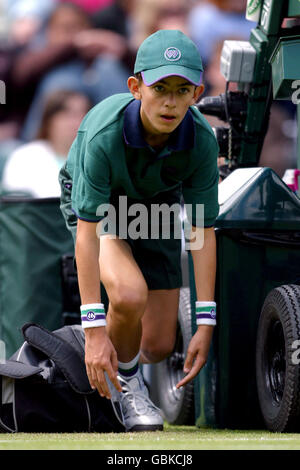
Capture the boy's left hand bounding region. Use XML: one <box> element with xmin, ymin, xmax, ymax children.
<box><xmin>176</xmin><ymin>325</ymin><xmax>214</xmax><ymax>389</ymax></box>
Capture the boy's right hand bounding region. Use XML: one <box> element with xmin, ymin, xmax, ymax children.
<box><xmin>84</xmin><ymin>327</ymin><xmax>122</xmax><ymax>399</ymax></box>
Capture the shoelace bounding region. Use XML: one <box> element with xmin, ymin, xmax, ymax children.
<box><xmin>119</xmin><ymin>375</ymin><xmax>162</xmax><ymax>417</ymax></box>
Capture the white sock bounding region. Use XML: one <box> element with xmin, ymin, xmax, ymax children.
<box><xmin>118</xmin><ymin>352</ymin><xmax>140</xmax><ymax>379</ymax></box>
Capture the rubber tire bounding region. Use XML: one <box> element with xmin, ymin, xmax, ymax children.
<box><xmin>153</xmin><ymin>287</ymin><xmax>194</xmax><ymax>425</ymax></box>
<box><xmin>256</xmin><ymin>284</ymin><xmax>300</xmax><ymax>432</ymax></box>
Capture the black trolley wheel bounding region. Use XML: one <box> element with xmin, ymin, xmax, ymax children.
<box><xmin>256</xmin><ymin>284</ymin><xmax>300</xmax><ymax>432</ymax></box>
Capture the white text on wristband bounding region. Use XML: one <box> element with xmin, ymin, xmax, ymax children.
<box><xmin>80</xmin><ymin>303</ymin><xmax>106</xmax><ymax>328</ymax></box>
<box><xmin>195</xmin><ymin>301</ymin><xmax>216</xmax><ymax>326</ymax></box>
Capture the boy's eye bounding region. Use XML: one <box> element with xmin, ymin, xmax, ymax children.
<box><xmin>154</xmin><ymin>85</ymin><xmax>165</xmax><ymax>92</ymax></box>
<box><xmin>178</xmin><ymin>87</ymin><xmax>190</xmax><ymax>95</ymax></box>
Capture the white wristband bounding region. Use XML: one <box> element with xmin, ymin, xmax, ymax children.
<box><xmin>195</xmin><ymin>301</ymin><xmax>216</xmax><ymax>326</ymax></box>
<box><xmin>80</xmin><ymin>303</ymin><xmax>106</xmax><ymax>329</ymax></box>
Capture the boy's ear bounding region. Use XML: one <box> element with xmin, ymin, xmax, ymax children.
<box><xmin>192</xmin><ymin>84</ymin><xmax>205</xmax><ymax>105</ymax></box>
<box><xmin>127</xmin><ymin>76</ymin><xmax>142</xmax><ymax>100</ymax></box>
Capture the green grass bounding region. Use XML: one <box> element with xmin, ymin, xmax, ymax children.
<box><xmin>1</xmin><ymin>424</ymin><xmax>300</xmax><ymax>450</ymax></box>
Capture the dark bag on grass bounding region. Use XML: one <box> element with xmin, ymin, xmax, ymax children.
<box><xmin>0</xmin><ymin>323</ymin><xmax>125</xmax><ymax>433</ymax></box>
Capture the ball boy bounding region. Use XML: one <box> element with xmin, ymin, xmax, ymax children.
<box><xmin>59</xmin><ymin>29</ymin><xmax>219</xmax><ymax>431</ymax></box>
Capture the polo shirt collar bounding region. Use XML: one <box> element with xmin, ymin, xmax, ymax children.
<box><xmin>123</xmin><ymin>99</ymin><xmax>195</xmax><ymax>152</ymax></box>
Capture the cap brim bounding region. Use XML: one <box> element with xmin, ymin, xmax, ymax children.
<box><xmin>141</xmin><ymin>66</ymin><xmax>202</xmax><ymax>86</ymax></box>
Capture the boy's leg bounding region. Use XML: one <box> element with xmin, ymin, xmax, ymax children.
<box><xmin>98</xmin><ymin>235</ymin><xmax>165</xmax><ymax>430</ymax></box>
<box><xmin>99</xmin><ymin>235</ymin><xmax>164</xmax><ymax>431</ymax></box>
<box><xmin>99</xmin><ymin>235</ymin><xmax>148</xmax><ymax>362</ymax></box>
<box><xmin>140</xmin><ymin>289</ymin><xmax>180</xmax><ymax>364</ymax></box>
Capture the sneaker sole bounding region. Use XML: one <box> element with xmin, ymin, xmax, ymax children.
<box><xmin>126</xmin><ymin>424</ymin><xmax>164</xmax><ymax>432</ymax></box>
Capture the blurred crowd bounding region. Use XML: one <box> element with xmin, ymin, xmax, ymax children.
<box><xmin>0</xmin><ymin>0</ymin><xmax>297</xmax><ymax>197</ymax></box>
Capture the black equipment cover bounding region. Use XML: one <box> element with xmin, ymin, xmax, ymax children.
<box><xmin>0</xmin><ymin>323</ymin><xmax>125</xmax><ymax>433</ymax></box>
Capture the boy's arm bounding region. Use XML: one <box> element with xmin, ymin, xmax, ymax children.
<box><xmin>176</xmin><ymin>226</ymin><xmax>216</xmax><ymax>389</ymax></box>
<box><xmin>76</xmin><ymin>219</ymin><xmax>122</xmax><ymax>398</ymax></box>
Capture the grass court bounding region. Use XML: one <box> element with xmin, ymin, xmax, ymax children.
<box><xmin>1</xmin><ymin>424</ymin><xmax>300</xmax><ymax>450</ymax></box>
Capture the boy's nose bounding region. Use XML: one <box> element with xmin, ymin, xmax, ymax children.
<box><xmin>165</xmin><ymin>93</ymin><xmax>176</xmax><ymax>107</ymax></box>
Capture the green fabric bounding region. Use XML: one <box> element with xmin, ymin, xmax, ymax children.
<box><xmin>0</xmin><ymin>197</ymin><xmax>74</xmax><ymax>356</ymax></box>
<box><xmin>64</xmin><ymin>93</ymin><xmax>219</xmax><ymax>228</ymax></box>
<box><xmin>118</xmin><ymin>190</ymin><xmax>183</xmax><ymax>290</ymax></box>
<box><xmin>134</xmin><ymin>29</ymin><xmax>203</xmax><ymax>86</ymax></box>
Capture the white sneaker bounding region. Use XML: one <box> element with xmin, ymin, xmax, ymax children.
<box><xmin>106</xmin><ymin>370</ymin><xmax>164</xmax><ymax>432</ymax></box>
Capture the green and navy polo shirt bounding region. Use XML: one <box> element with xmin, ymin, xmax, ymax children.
<box><xmin>65</xmin><ymin>93</ymin><xmax>219</xmax><ymax>227</ymax></box>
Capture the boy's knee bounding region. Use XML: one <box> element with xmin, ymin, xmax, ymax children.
<box><xmin>141</xmin><ymin>336</ymin><xmax>176</xmax><ymax>364</ymax></box>
<box><xmin>110</xmin><ymin>284</ymin><xmax>148</xmax><ymax>321</ymax></box>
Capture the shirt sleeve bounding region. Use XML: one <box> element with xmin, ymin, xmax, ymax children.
<box><xmin>70</xmin><ymin>131</ymin><xmax>111</xmax><ymax>222</ymax></box>
<box><xmin>182</xmin><ymin>135</ymin><xmax>219</xmax><ymax>227</ymax></box>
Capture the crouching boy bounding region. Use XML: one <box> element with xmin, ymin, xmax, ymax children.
<box><xmin>59</xmin><ymin>29</ymin><xmax>219</xmax><ymax>432</ymax></box>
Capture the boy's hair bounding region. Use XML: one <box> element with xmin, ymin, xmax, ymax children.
<box><xmin>135</xmin><ymin>72</ymin><xmax>142</xmax><ymax>83</ymax></box>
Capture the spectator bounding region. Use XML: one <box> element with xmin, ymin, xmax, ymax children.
<box><xmin>187</xmin><ymin>0</ymin><xmax>256</xmax><ymax>66</ymax></box>
<box><xmin>0</xmin><ymin>0</ymin><xmax>59</xmax><ymax>143</ymax></box>
<box><xmin>2</xmin><ymin>90</ymin><xmax>91</xmax><ymax>197</ymax></box>
<box><xmin>93</xmin><ymin>0</ymin><xmax>191</xmax><ymax>53</ymax></box>
<box><xmin>11</xmin><ymin>2</ymin><xmax>130</xmax><ymax>141</ymax></box>
<box><xmin>154</xmin><ymin>2</ymin><xmax>190</xmax><ymax>36</ymax></box>
<box><xmin>59</xmin><ymin>0</ymin><xmax>115</xmax><ymax>15</ymax></box>
<box><xmin>0</xmin><ymin>42</ymin><xmax>23</xmax><ymax>164</ymax></box>
<box><xmin>5</xmin><ymin>0</ymin><xmax>56</xmax><ymax>46</ymax></box>
<box><xmin>7</xmin><ymin>3</ymin><xmax>89</xmax><ymax>131</ymax></box>
<box><xmin>90</xmin><ymin>0</ymin><xmax>137</xmax><ymax>71</ymax></box>
<box><xmin>132</xmin><ymin>0</ymin><xmax>190</xmax><ymax>47</ymax></box>
<box><xmin>92</xmin><ymin>0</ymin><xmax>134</xmax><ymax>38</ymax></box>
<box><xmin>5</xmin><ymin>0</ymin><xmax>115</xmax><ymax>43</ymax></box>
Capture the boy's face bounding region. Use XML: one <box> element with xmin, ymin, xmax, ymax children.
<box><xmin>128</xmin><ymin>75</ymin><xmax>204</xmax><ymax>142</ymax></box>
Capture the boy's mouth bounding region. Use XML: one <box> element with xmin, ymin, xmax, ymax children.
<box><xmin>160</xmin><ymin>115</ymin><xmax>176</xmax><ymax>122</ymax></box>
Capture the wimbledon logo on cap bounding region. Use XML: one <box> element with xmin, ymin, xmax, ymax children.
<box><xmin>164</xmin><ymin>47</ymin><xmax>181</xmax><ymax>62</ymax></box>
